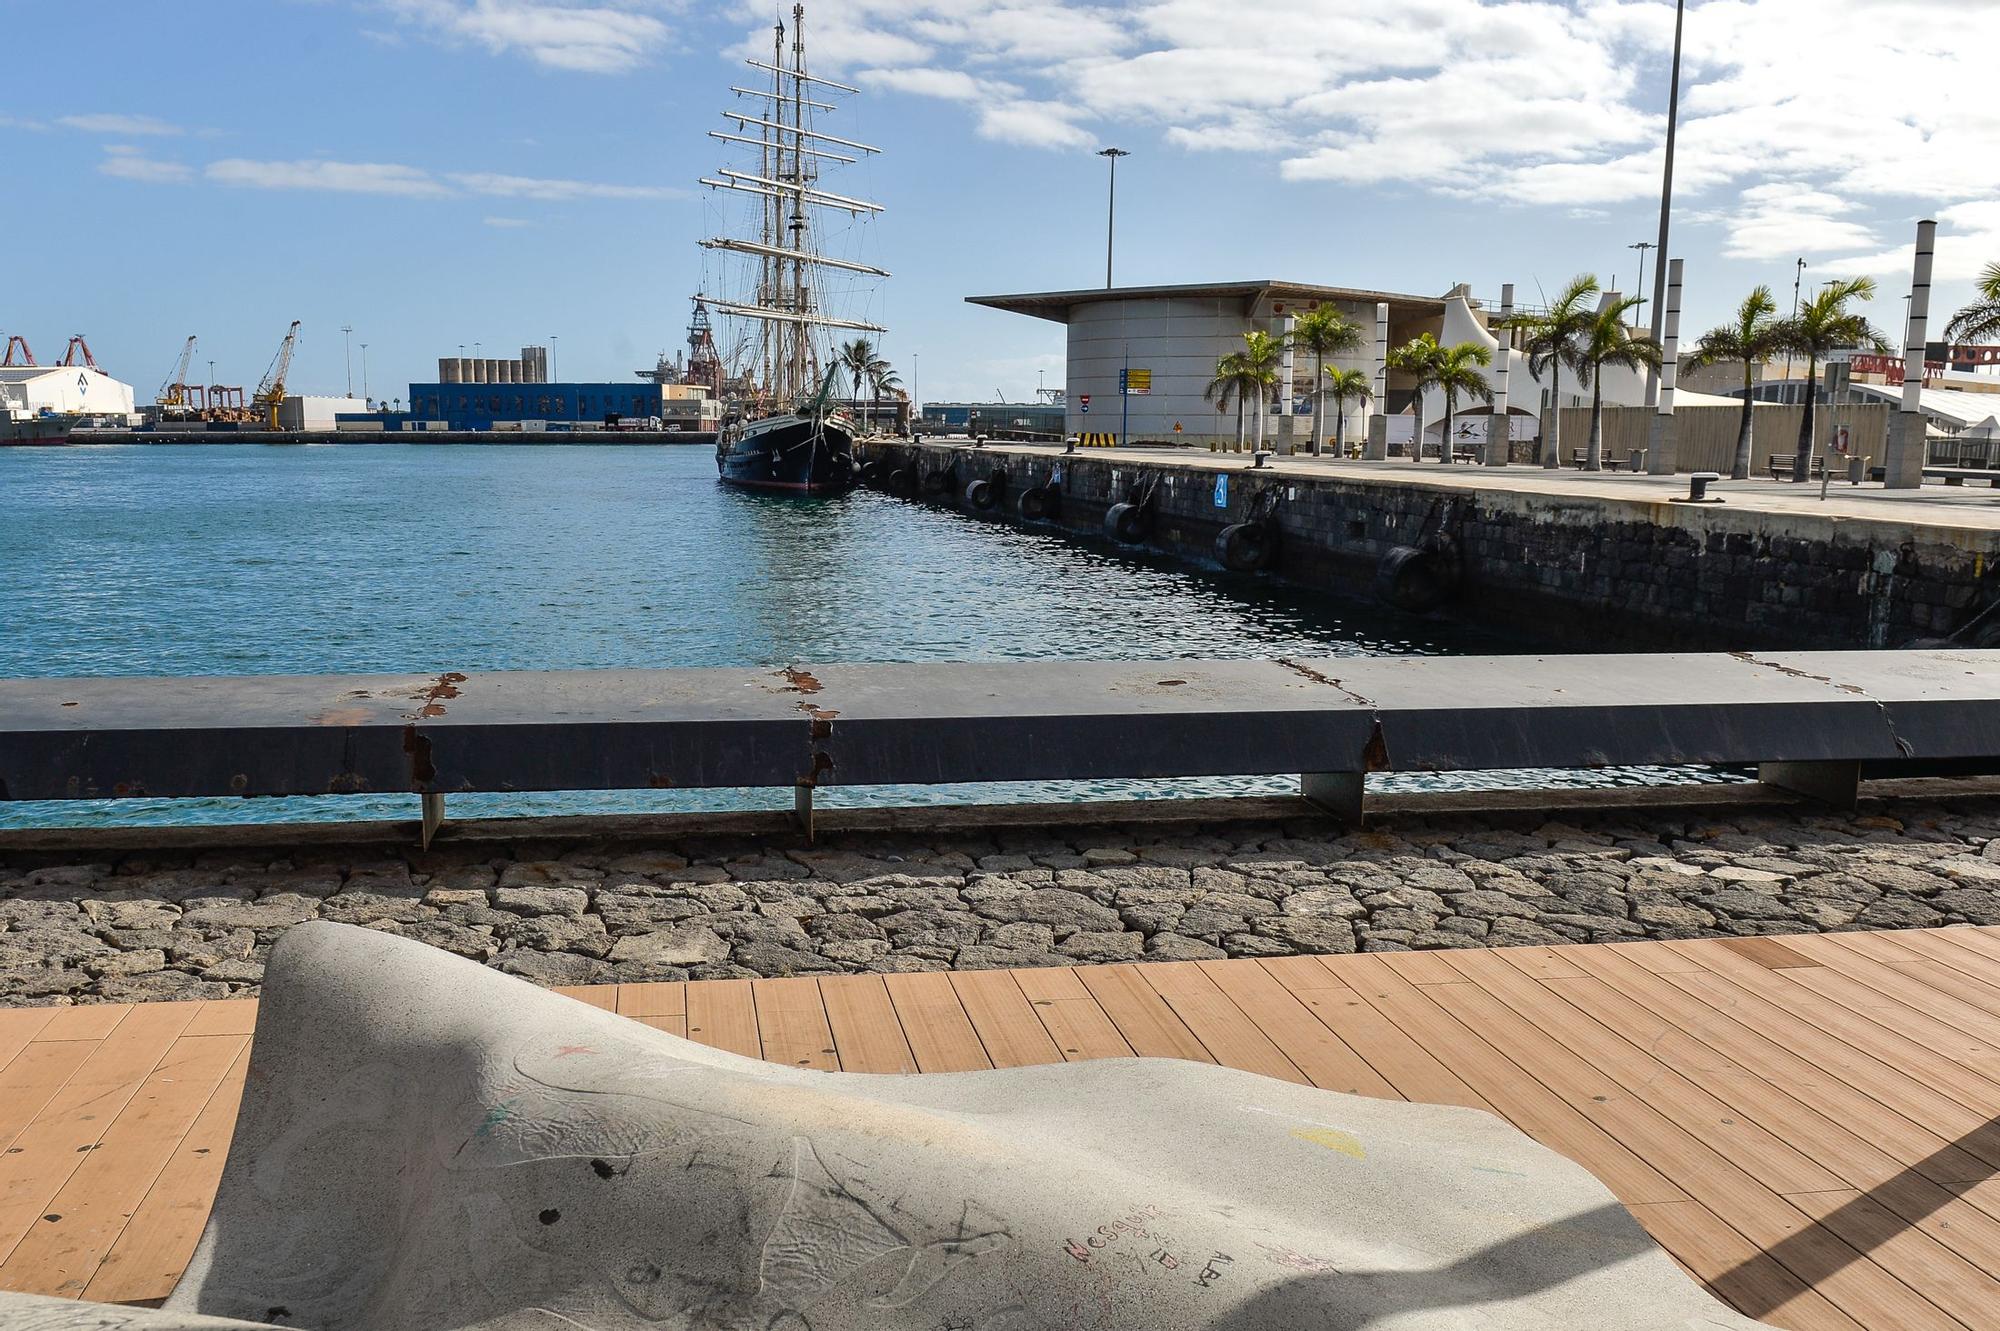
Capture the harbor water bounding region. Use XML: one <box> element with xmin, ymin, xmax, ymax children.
<box><xmin>0</xmin><ymin>445</ymin><xmax>1718</xmax><ymax>828</ymax></box>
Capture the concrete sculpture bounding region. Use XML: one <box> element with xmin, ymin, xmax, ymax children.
<box><xmin>4</xmin><ymin>922</ymin><xmax>1774</xmax><ymax>1329</ymax></box>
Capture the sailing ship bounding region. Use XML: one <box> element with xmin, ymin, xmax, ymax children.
<box><xmin>699</xmin><ymin>3</ymin><xmax>888</xmax><ymax>495</ymax></box>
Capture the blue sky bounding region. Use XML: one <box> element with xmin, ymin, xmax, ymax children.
<box><xmin>4</xmin><ymin>0</ymin><xmax>1996</xmax><ymax>406</ymax></box>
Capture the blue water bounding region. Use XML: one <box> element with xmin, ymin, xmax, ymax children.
<box><xmin>0</xmin><ymin>445</ymin><xmax>1711</xmax><ymax>827</ymax></box>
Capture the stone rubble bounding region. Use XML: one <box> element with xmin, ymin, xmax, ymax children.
<box><xmin>4</xmin><ymin>796</ymin><xmax>1999</xmax><ymax>1004</ymax></box>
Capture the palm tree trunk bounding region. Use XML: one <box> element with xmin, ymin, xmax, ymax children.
<box><xmin>1410</xmin><ymin>399</ymin><xmax>1425</xmax><ymax>462</ymax></box>
<box><xmin>1586</xmin><ymin>373</ymin><xmax>1604</xmax><ymax>471</ymax></box>
<box><xmin>1543</xmin><ymin>363</ymin><xmax>1562</xmax><ymax>469</ymax></box>
<box><xmin>1731</xmin><ymin>360</ymin><xmax>1755</xmax><ymax>480</ymax></box>
<box><xmin>1334</xmin><ymin>402</ymin><xmax>1346</xmax><ymax>456</ymax></box>
<box><xmin>1254</xmin><ymin>386</ymin><xmax>1266</xmax><ymax>450</ymax></box>
<box><xmin>1793</xmin><ymin>355</ymin><xmax>1818</xmax><ymax>483</ymax></box>
<box><xmin>1440</xmin><ymin>391</ymin><xmax>1454</xmax><ymax>464</ymax></box>
<box><xmin>1234</xmin><ymin>396</ymin><xmax>1245</xmax><ymax>452</ymax></box>
<box><xmin>1311</xmin><ymin>351</ymin><xmax>1325</xmax><ymax>456</ymax></box>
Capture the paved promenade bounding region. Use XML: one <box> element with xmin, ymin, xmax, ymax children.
<box><xmin>5</xmin><ymin>790</ymin><xmax>2000</xmax><ymax>1003</ymax></box>
<box><xmin>962</xmin><ymin>442</ymin><xmax>2000</xmax><ymax>533</ymax></box>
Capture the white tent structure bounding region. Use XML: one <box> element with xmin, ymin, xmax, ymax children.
<box><xmin>0</xmin><ymin>364</ymin><xmax>137</xmax><ymax>421</ymax></box>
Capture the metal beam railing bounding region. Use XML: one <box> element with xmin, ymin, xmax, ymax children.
<box><xmin>3</xmin><ymin>652</ymin><xmax>1996</xmax><ymax>844</ymax></box>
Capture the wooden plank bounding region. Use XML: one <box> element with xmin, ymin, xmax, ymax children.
<box><xmin>1319</xmin><ymin>955</ymin><xmax>1688</xmax><ymax>1205</ymax></box>
<box><xmin>631</xmin><ymin>1015</ymin><xmax>688</xmax><ymax>1038</ymax></box>
<box><xmin>0</xmin><ymin>1035</ymin><xmax>245</xmax><ymax>1297</ymax></box>
<box><xmin>0</xmin><ymin>1012</ymin><xmax>55</xmax><ymax>1076</ymax></box>
<box><xmin>1692</xmin><ymin>945</ymin><xmax>2000</xmax><ymax>1118</ymax></box>
<box><xmin>1491</xmin><ymin>945</ymin><xmax>1588</xmax><ymax>980</ymax></box>
<box><xmin>552</xmin><ymin>985</ymin><xmax>617</xmax><ymax>1010</ymax></box>
<box><xmin>1262</xmin><ymin>957</ymin><xmax>1493</xmax><ymax>1113</ymax></box>
<box><xmin>1626</xmin><ymin>1200</ymin><xmax>1866</xmax><ymax>1331</ymax></box>
<box><xmin>818</xmin><ymin>975</ymin><xmax>918</xmax><ymax>1075</ymax></box>
<box><xmin>1564</xmin><ymin>944</ymin><xmax>1996</xmax><ymax>1185</ymax></box>
<box><xmin>1373</xmin><ymin>949</ymin><xmax>1464</xmax><ymax>984</ymax></box>
<box><xmin>1718</xmin><ymin>936</ymin><xmax>1820</xmax><ymax>970</ymax></box>
<box><xmin>949</xmin><ymin>970</ymin><xmax>1063</xmax><ymax>1069</ymax></box>
<box><xmin>31</xmin><ymin>1008</ymin><xmax>122</xmax><ymax>1044</ymax></box>
<box><xmin>1872</xmin><ymin>928</ymin><xmax>2000</xmax><ymax>994</ymax></box>
<box><xmin>1782</xmin><ymin>1187</ymin><xmax>2000</xmax><ymax>1331</ymax></box>
<box><xmin>1617</xmin><ymin>938</ymin><xmax>1718</xmax><ymax>974</ymax></box>
<box><xmin>1452</xmin><ymin>948</ymin><xmax>1848</xmax><ymax>1195</ymax></box>
<box><xmin>81</xmin><ymin>1071</ymin><xmax>245</xmax><ymax>1306</ymax></box>
<box><xmin>614</xmin><ymin>982</ymin><xmax>687</xmax><ymax>1019</ymax></box>
<box><xmin>1010</xmin><ymin>968</ymin><xmax>1134</xmax><ymax>1063</ymax></box>
<box><xmin>0</xmin><ymin>1002</ymin><xmax>201</xmax><ymax>1269</ymax></box>
<box><xmin>0</xmin><ymin>1045</ymin><xmax>96</xmax><ymax>1156</ymax></box>
<box><xmin>1135</xmin><ymin>963</ymin><xmax>1306</xmax><ymax>1085</ymax></box>
<box><xmin>683</xmin><ymin>978</ymin><xmax>760</xmax><ymax>1059</ymax></box>
<box><xmin>1073</xmin><ymin>965</ymin><xmax>1213</xmax><ymax>1064</ymax></box>
<box><xmin>880</xmin><ymin>973</ymin><xmax>990</xmax><ymax>1074</ymax></box>
<box><xmin>1767</xmin><ymin>965</ymin><xmax>2000</xmax><ymax>1093</ymax></box>
<box><xmin>1796</xmin><ymin>932</ymin><xmax>2000</xmax><ymax>1030</ymax></box>
<box><xmin>750</xmin><ymin>977</ymin><xmax>838</xmax><ymax>1072</ymax></box>
<box><xmin>1408</xmin><ymin>973</ymin><xmax>1962</xmax><ymax>1329</ymax></box>
<box><xmin>180</xmin><ymin>1002</ymin><xmax>257</xmax><ymax>1039</ymax></box>
<box><xmin>1196</xmin><ymin>960</ymin><xmax>1395</xmax><ymax>1098</ymax></box>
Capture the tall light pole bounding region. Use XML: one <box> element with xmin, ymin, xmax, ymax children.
<box><xmin>342</xmin><ymin>324</ymin><xmax>354</xmax><ymax>397</ymax></box>
<box><xmin>1097</xmin><ymin>147</ymin><xmax>1129</xmax><ymax>289</ymax></box>
<box><xmin>359</xmin><ymin>343</ymin><xmax>370</xmax><ymax>404</ymax></box>
<box><xmin>549</xmin><ymin>335</ymin><xmax>558</xmax><ymax>382</ymax></box>
<box><xmin>1645</xmin><ymin>0</ymin><xmax>1685</xmax><ymax>406</ymax></box>
<box><xmin>1628</xmin><ymin>241</ymin><xmax>1655</xmax><ymax>325</ymax></box>
<box><xmin>1786</xmin><ymin>257</ymin><xmax>1808</xmax><ymax>378</ymax></box>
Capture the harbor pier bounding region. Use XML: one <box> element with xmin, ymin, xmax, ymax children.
<box><xmin>861</xmin><ymin>440</ymin><xmax>2000</xmax><ymax>650</ymax></box>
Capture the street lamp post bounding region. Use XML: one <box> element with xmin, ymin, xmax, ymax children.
<box><xmin>1787</xmin><ymin>257</ymin><xmax>1808</xmax><ymax>381</ymax></box>
<box><xmin>1628</xmin><ymin>241</ymin><xmax>1655</xmax><ymax>325</ymax></box>
<box><xmin>360</xmin><ymin>344</ymin><xmax>370</xmax><ymax>405</ymax></box>
<box><xmin>342</xmin><ymin>325</ymin><xmax>354</xmax><ymax>398</ymax></box>
<box><xmin>1096</xmin><ymin>148</ymin><xmax>1129</xmax><ymax>289</ymax></box>
<box><xmin>1645</xmin><ymin>0</ymin><xmax>1685</xmax><ymax>406</ymax></box>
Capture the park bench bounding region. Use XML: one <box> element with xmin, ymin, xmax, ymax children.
<box><xmin>1924</xmin><ymin>467</ymin><xmax>2000</xmax><ymax>487</ymax></box>
<box><xmin>1766</xmin><ymin>454</ymin><xmax>1827</xmax><ymax>481</ymax></box>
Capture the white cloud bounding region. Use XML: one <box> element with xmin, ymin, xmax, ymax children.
<box><xmin>976</xmin><ymin>100</ymin><xmax>1095</xmax><ymax>150</ymax></box>
<box><xmin>0</xmin><ymin>115</ymin><xmax>48</xmax><ymax>131</ymax></box>
<box><xmin>448</xmin><ymin>170</ymin><xmax>680</xmax><ymax>199</ymax></box>
<box><xmin>98</xmin><ymin>146</ymin><xmax>194</xmax><ymax>184</ymax></box>
<box><xmin>1708</xmin><ymin>182</ymin><xmax>1879</xmax><ymax>261</ymax></box>
<box><xmin>58</xmin><ymin>112</ymin><xmax>183</xmax><ymax>136</ymax></box>
<box><xmin>207</xmin><ymin>157</ymin><xmax>452</xmax><ymax>197</ymax></box>
<box><xmin>857</xmin><ymin>67</ymin><xmax>998</xmax><ymax>103</ymax></box>
<box><xmin>483</xmin><ymin>215</ymin><xmax>536</xmax><ymax>227</ymax></box>
<box><xmin>381</xmin><ymin>0</ymin><xmax>675</xmax><ymax>73</ymax></box>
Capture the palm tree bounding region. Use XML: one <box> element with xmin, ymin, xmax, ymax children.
<box><xmin>1204</xmin><ymin>351</ymin><xmax>1255</xmax><ymax>451</ymax></box>
<box><xmin>1775</xmin><ymin>277</ymin><xmax>1888</xmax><ymax>482</ymax></box>
<box><xmin>1432</xmin><ymin>343</ymin><xmax>1494</xmax><ymax>462</ymax></box>
<box><xmin>1238</xmin><ymin>330</ymin><xmax>1286</xmax><ymax>451</ymax></box>
<box><xmin>1944</xmin><ymin>262</ymin><xmax>2000</xmax><ymax>345</ymax></box>
<box><xmin>1386</xmin><ymin>333</ymin><xmax>1446</xmax><ymax>460</ymax></box>
<box><xmin>1685</xmin><ymin>286</ymin><xmax>1783</xmax><ymax>480</ymax></box>
<box><xmin>869</xmin><ymin>366</ymin><xmax>902</xmax><ymax>434</ymax></box>
<box><xmin>837</xmin><ymin>338</ymin><xmax>888</xmax><ymax>404</ymax></box>
<box><xmin>1322</xmin><ymin>366</ymin><xmax>1372</xmax><ymax>457</ymax></box>
<box><xmin>1571</xmin><ymin>295</ymin><xmax>1661</xmax><ymax>471</ymax></box>
<box><xmin>1511</xmin><ymin>274</ymin><xmax>1600</xmax><ymax>468</ymax></box>
<box><xmin>1291</xmin><ymin>306</ymin><xmax>1363</xmax><ymax>456</ymax></box>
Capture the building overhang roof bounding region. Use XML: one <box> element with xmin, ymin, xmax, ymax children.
<box><xmin>966</xmin><ymin>280</ymin><xmax>1449</xmax><ymax>325</ymax></box>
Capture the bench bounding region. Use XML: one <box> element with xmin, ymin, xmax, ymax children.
<box><xmin>5</xmin><ymin>653</ymin><xmax>1998</xmax><ymax>835</ymax></box>
<box><xmin>1569</xmin><ymin>449</ymin><xmax>1644</xmax><ymax>471</ymax></box>
<box><xmin>1766</xmin><ymin>454</ymin><xmax>1827</xmax><ymax>480</ymax></box>
<box><xmin>1924</xmin><ymin>467</ymin><xmax>2000</xmax><ymax>488</ymax></box>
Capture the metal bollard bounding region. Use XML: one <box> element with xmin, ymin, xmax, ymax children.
<box><xmin>1065</xmin><ymin>436</ymin><xmax>1079</xmax><ymax>455</ymax></box>
<box><xmin>1677</xmin><ymin>471</ymin><xmax>1724</xmax><ymax>503</ymax></box>
<box><xmin>1251</xmin><ymin>449</ymin><xmax>1274</xmax><ymax>469</ymax></box>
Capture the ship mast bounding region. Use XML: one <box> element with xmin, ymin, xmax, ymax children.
<box><xmin>697</xmin><ymin>0</ymin><xmax>888</xmax><ymax>411</ymax></box>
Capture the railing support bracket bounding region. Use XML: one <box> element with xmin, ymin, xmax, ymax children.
<box><xmin>1757</xmin><ymin>760</ymin><xmax>1861</xmax><ymax>811</ymax></box>
<box><xmin>793</xmin><ymin>782</ymin><xmax>816</xmax><ymax>843</ymax></box>
<box><xmin>1301</xmin><ymin>771</ymin><xmax>1364</xmax><ymax>827</ymax></box>
<box><xmin>420</xmin><ymin>792</ymin><xmax>446</xmax><ymax>850</ymax></box>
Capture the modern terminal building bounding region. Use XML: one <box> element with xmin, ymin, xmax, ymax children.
<box><xmin>968</xmin><ymin>279</ymin><xmax>1709</xmax><ymax>451</ymax></box>
<box><xmin>919</xmin><ymin>399</ymin><xmax>1065</xmax><ymax>439</ymax></box>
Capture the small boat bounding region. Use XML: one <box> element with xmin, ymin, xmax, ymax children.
<box><xmin>695</xmin><ymin>1</ymin><xmax>887</xmax><ymax>498</ymax></box>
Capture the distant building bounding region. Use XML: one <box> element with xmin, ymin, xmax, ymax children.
<box><xmin>401</xmin><ymin>381</ymin><xmax>720</xmax><ymax>433</ymax></box>
<box><xmin>0</xmin><ymin>364</ymin><xmax>137</xmax><ymax>421</ymax></box>
<box><xmin>279</xmin><ymin>395</ymin><xmax>362</xmax><ymax>431</ymax></box>
<box><xmin>920</xmin><ymin>400</ymin><xmax>1064</xmax><ymax>439</ymax></box>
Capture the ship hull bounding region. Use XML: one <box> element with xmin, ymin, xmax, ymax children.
<box><xmin>715</xmin><ymin>412</ymin><xmax>858</xmax><ymax>495</ymax></box>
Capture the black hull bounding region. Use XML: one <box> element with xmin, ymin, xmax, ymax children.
<box><xmin>716</xmin><ymin>413</ymin><xmax>858</xmax><ymax>495</ymax></box>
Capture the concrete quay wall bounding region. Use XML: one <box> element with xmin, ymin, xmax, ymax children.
<box><xmin>861</xmin><ymin>441</ymin><xmax>1998</xmax><ymax>649</ymax></box>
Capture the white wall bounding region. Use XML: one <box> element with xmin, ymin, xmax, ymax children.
<box><xmin>0</xmin><ymin>367</ymin><xmax>137</xmax><ymax>417</ymax></box>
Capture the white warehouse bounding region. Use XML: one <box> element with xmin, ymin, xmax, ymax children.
<box><xmin>0</xmin><ymin>364</ymin><xmax>138</xmax><ymax>421</ymax></box>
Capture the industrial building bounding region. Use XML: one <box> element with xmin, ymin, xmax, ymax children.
<box><xmin>435</xmin><ymin>347</ymin><xmax>551</xmax><ymax>384</ymax></box>
<box><xmin>920</xmin><ymin>400</ymin><xmax>1065</xmax><ymax>439</ymax></box>
<box><xmin>0</xmin><ymin>363</ymin><xmax>137</xmax><ymax>422</ymax></box>
<box><xmin>398</xmin><ymin>380</ymin><xmax>720</xmax><ymax>433</ymax></box>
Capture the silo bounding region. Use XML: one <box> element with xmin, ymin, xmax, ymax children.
<box><xmin>485</xmin><ymin>359</ymin><xmax>501</xmax><ymax>384</ymax></box>
<box><xmin>504</xmin><ymin>360</ymin><xmax>520</xmax><ymax>384</ymax></box>
<box><xmin>522</xmin><ymin>346</ymin><xmax>545</xmax><ymax>382</ymax></box>
<box><xmin>469</xmin><ymin>359</ymin><xmax>487</xmax><ymax>384</ymax></box>
<box><xmin>457</xmin><ymin>358</ymin><xmax>473</xmax><ymax>383</ymax></box>
<box><xmin>438</xmin><ymin>358</ymin><xmax>460</xmax><ymax>383</ymax></box>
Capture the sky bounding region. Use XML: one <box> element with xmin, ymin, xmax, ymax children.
<box><xmin>3</xmin><ymin>0</ymin><xmax>1997</xmax><ymax>406</ymax></box>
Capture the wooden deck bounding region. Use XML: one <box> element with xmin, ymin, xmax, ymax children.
<box><xmin>2</xmin><ymin>927</ymin><xmax>1999</xmax><ymax>1328</ymax></box>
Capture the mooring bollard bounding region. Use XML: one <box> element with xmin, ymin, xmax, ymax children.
<box><xmin>1251</xmin><ymin>449</ymin><xmax>1274</xmax><ymax>469</ymax></box>
<box><xmin>1065</xmin><ymin>436</ymin><xmax>1079</xmax><ymax>455</ymax></box>
<box><xmin>1676</xmin><ymin>471</ymin><xmax>1724</xmax><ymax>503</ymax></box>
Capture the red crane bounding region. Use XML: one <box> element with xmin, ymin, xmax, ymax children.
<box><xmin>1</xmin><ymin>335</ymin><xmax>34</xmax><ymax>367</ymax></box>
<box><xmin>57</xmin><ymin>335</ymin><xmax>100</xmax><ymax>370</ymax></box>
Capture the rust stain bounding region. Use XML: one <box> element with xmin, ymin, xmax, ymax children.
<box><xmin>405</xmin><ymin>671</ymin><xmax>468</xmax><ymax>720</ymax></box>
<box><xmin>647</xmin><ymin>773</ymin><xmax>676</xmax><ymax>788</ymax></box>
<box><xmin>777</xmin><ymin>666</ymin><xmax>823</xmax><ymax>694</ymax></box>
<box><xmin>1361</xmin><ymin>721</ymin><xmax>1391</xmax><ymax>773</ymax></box>
<box><xmin>801</xmin><ymin>751</ymin><xmax>836</xmax><ymax>786</ymax></box>
<box><xmin>403</xmin><ymin>725</ymin><xmax>436</xmax><ymax>785</ymax></box>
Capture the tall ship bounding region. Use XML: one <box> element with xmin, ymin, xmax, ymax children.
<box><xmin>698</xmin><ymin>2</ymin><xmax>888</xmax><ymax>495</ymax></box>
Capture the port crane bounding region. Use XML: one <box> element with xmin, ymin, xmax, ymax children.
<box><xmin>252</xmin><ymin>321</ymin><xmax>301</xmax><ymax>429</ymax></box>
<box><xmin>56</xmin><ymin>335</ymin><xmax>99</xmax><ymax>370</ymax></box>
<box><xmin>157</xmin><ymin>335</ymin><xmax>200</xmax><ymax>416</ymax></box>
<box><xmin>1</xmin><ymin>336</ymin><xmax>33</xmax><ymax>367</ymax></box>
